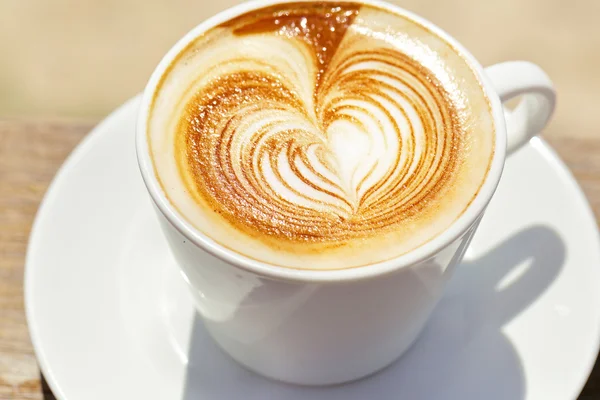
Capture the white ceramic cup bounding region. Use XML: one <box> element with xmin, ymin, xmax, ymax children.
<box><xmin>136</xmin><ymin>0</ymin><xmax>556</xmax><ymax>386</ymax></box>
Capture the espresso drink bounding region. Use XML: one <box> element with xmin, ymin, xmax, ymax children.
<box><xmin>147</xmin><ymin>1</ymin><xmax>495</xmax><ymax>270</ymax></box>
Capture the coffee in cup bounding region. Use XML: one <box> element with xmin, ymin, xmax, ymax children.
<box><xmin>146</xmin><ymin>1</ymin><xmax>495</xmax><ymax>270</ymax></box>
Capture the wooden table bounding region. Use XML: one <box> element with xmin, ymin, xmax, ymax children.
<box><xmin>1</xmin><ymin>120</ymin><xmax>599</xmax><ymax>399</ymax></box>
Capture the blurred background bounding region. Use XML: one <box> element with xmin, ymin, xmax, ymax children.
<box><xmin>0</xmin><ymin>0</ymin><xmax>598</xmax><ymax>141</ymax></box>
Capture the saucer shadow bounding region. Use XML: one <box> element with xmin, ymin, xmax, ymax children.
<box><xmin>181</xmin><ymin>225</ymin><xmax>565</xmax><ymax>400</ymax></box>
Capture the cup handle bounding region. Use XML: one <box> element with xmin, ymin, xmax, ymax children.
<box><xmin>484</xmin><ymin>61</ymin><xmax>556</xmax><ymax>154</ymax></box>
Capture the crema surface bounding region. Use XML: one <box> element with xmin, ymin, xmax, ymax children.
<box><xmin>148</xmin><ymin>1</ymin><xmax>495</xmax><ymax>270</ymax></box>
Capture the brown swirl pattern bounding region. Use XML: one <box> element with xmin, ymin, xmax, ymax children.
<box><xmin>174</xmin><ymin>2</ymin><xmax>464</xmax><ymax>246</ymax></box>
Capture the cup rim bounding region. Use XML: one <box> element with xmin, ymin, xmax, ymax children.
<box><xmin>136</xmin><ymin>0</ymin><xmax>507</xmax><ymax>283</ymax></box>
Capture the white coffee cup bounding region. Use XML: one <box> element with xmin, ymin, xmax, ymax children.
<box><xmin>136</xmin><ymin>0</ymin><xmax>555</xmax><ymax>386</ymax></box>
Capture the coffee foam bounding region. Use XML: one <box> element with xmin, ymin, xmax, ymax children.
<box><xmin>148</xmin><ymin>1</ymin><xmax>495</xmax><ymax>270</ymax></box>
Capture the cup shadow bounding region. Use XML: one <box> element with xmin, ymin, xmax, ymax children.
<box><xmin>181</xmin><ymin>225</ymin><xmax>565</xmax><ymax>400</ymax></box>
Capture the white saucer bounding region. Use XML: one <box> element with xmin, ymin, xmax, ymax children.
<box><xmin>26</xmin><ymin>96</ymin><xmax>600</xmax><ymax>400</ymax></box>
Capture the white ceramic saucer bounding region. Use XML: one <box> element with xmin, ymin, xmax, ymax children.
<box><xmin>26</xmin><ymin>96</ymin><xmax>600</xmax><ymax>400</ymax></box>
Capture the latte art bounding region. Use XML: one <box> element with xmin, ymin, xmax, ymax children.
<box><xmin>148</xmin><ymin>2</ymin><xmax>495</xmax><ymax>269</ymax></box>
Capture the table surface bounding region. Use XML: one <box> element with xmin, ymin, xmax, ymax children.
<box><xmin>1</xmin><ymin>123</ymin><xmax>600</xmax><ymax>400</ymax></box>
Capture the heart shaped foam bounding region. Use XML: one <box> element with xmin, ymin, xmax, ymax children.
<box><xmin>175</xmin><ymin>8</ymin><xmax>459</xmax><ymax>244</ymax></box>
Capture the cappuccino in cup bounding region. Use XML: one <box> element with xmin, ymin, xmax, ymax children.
<box><xmin>146</xmin><ymin>1</ymin><xmax>495</xmax><ymax>270</ymax></box>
